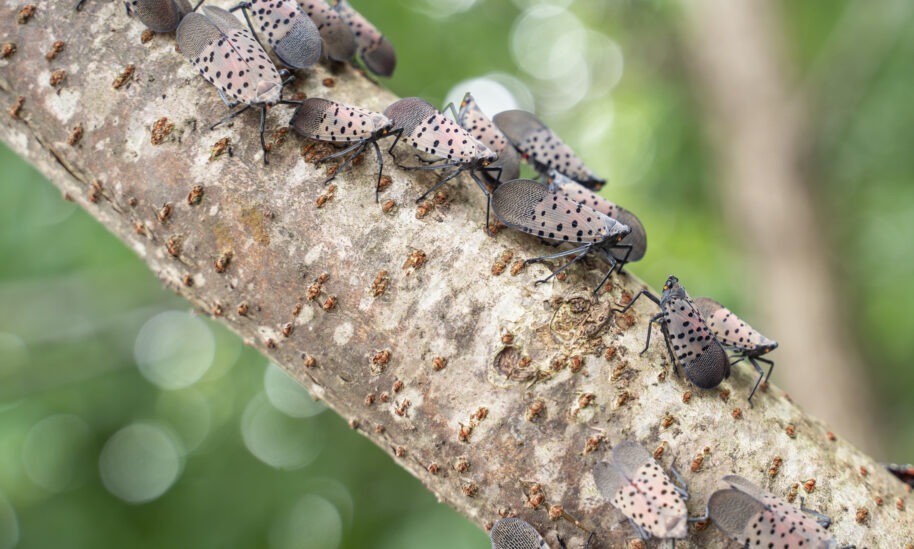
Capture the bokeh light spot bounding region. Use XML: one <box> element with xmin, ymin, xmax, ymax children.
<box><xmin>134</xmin><ymin>311</ymin><xmax>215</xmax><ymax>390</ymax></box>
<box><xmin>241</xmin><ymin>393</ymin><xmax>323</xmax><ymax>470</ymax></box>
<box><xmin>22</xmin><ymin>414</ymin><xmax>92</xmax><ymax>493</ymax></box>
<box><xmin>264</xmin><ymin>363</ymin><xmax>327</xmax><ymax>419</ymax></box>
<box><xmin>99</xmin><ymin>423</ymin><xmax>183</xmax><ymax>504</ymax></box>
<box><xmin>269</xmin><ymin>494</ymin><xmax>343</xmax><ymax>549</ymax></box>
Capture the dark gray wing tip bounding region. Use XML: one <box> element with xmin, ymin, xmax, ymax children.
<box><xmin>362</xmin><ymin>36</ymin><xmax>396</xmax><ymax>77</ymax></box>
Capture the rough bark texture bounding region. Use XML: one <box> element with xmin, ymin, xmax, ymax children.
<box><xmin>1</xmin><ymin>2</ymin><xmax>911</xmax><ymax>547</ymax></box>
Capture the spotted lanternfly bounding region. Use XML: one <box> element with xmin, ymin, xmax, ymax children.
<box><xmin>229</xmin><ymin>0</ymin><xmax>322</xmax><ymax>69</ymax></box>
<box><xmin>384</xmin><ymin>97</ymin><xmax>498</xmax><ymax>225</ymax></box>
<box><xmin>489</xmin><ymin>518</ymin><xmax>548</xmax><ymax>549</ymax></box>
<box><xmin>491</xmin><ymin>178</ymin><xmax>631</xmax><ymax>295</ymax></box>
<box><xmin>298</xmin><ymin>0</ymin><xmax>356</xmax><ymax>62</ymax></box>
<box><xmin>616</xmin><ymin>276</ymin><xmax>730</xmax><ymax>389</ymax></box>
<box><xmin>122</xmin><ymin>0</ymin><xmax>194</xmax><ymax>32</ymax></box>
<box><xmin>177</xmin><ymin>5</ymin><xmax>296</xmax><ymax>162</ymax></box>
<box><xmin>885</xmin><ymin>463</ymin><xmax>914</xmax><ymax>488</ymax></box>
<box><xmin>592</xmin><ymin>441</ymin><xmax>689</xmax><ymax>541</ymax></box>
<box><xmin>333</xmin><ymin>0</ymin><xmax>396</xmax><ymax>77</ymax></box>
<box><xmin>455</xmin><ymin>92</ymin><xmax>520</xmax><ymax>186</ymax></box>
<box><xmin>708</xmin><ymin>475</ymin><xmax>855</xmax><ymax>549</ymax></box>
<box><xmin>693</xmin><ymin>297</ymin><xmax>778</xmax><ymax>406</ymax></box>
<box><xmin>290</xmin><ymin>97</ymin><xmax>400</xmax><ymax>200</ymax></box>
<box><xmin>547</xmin><ymin>169</ymin><xmax>646</xmax><ymax>265</ymax></box>
<box><xmin>493</xmin><ymin>109</ymin><xmax>605</xmax><ymax>191</ymax></box>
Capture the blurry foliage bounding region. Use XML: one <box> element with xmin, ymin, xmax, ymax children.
<box><xmin>1</xmin><ymin>0</ymin><xmax>914</xmax><ymax>547</ymax></box>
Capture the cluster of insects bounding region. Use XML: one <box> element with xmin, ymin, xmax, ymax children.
<box><xmin>493</xmin><ymin>440</ymin><xmax>856</xmax><ymax>548</ymax></box>
<box><xmin>70</xmin><ymin>2</ymin><xmax>895</xmax><ymax>547</ymax></box>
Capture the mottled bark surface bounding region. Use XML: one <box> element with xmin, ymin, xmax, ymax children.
<box><xmin>1</xmin><ymin>2</ymin><xmax>910</xmax><ymax>547</ymax></box>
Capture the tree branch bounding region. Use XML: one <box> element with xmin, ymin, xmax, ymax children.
<box><xmin>0</xmin><ymin>2</ymin><xmax>909</xmax><ymax>547</ymax></box>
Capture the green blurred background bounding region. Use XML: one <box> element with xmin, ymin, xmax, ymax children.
<box><xmin>2</xmin><ymin>0</ymin><xmax>914</xmax><ymax>547</ymax></box>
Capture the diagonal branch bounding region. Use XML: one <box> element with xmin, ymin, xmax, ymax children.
<box><xmin>0</xmin><ymin>2</ymin><xmax>909</xmax><ymax>547</ymax></box>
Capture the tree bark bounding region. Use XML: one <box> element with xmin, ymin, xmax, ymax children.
<box><xmin>0</xmin><ymin>2</ymin><xmax>909</xmax><ymax>547</ymax></box>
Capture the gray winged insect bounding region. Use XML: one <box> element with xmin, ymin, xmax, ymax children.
<box><xmin>298</xmin><ymin>0</ymin><xmax>356</xmax><ymax>62</ymax></box>
<box><xmin>490</xmin><ymin>518</ymin><xmax>548</xmax><ymax>549</ymax></box>
<box><xmin>454</xmin><ymin>92</ymin><xmax>520</xmax><ymax>186</ymax></box>
<box><xmin>708</xmin><ymin>475</ymin><xmax>856</xmax><ymax>549</ymax></box>
<box><xmin>592</xmin><ymin>441</ymin><xmax>689</xmax><ymax>542</ymax></box>
<box><xmin>177</xmin><ymin>5</ymin><xmax>299</xmax><ymax>163</ymax></box>
<box><xmin>616</xmin><ymin>276</ymin><xmax>730</xmax><ymax>389</ymax></box>
<box><xmin>290</xmin><ymin>98</ymin><xmax>400</xmax><ymax>200</ymax></box>
<box><xmin>229</xmin><ymin>0</ymin><xmax>322</xmax><ymax>69</ymax></box>
<box><xmin>491</xmin><ymin>178</ymin><xmax>631</xmax><ymax>296</ymax></box>
<box><xmin>694</xmin><ymin>297</ymin><xmax>778</xmax><ymax>406</ymax></box>
<box><xmin>384</xmin><ymin>97</ymin><xmax>499</xmax><ymax>228</ymax></box>
<box><xmin>547</xmin><ymin>169</ymin><xmax>645</xmax><ymax>265</ymax></box>
<box><xmin>493</xmin><ymin>109</ymin><xmax>605</xmax><ymax>191</ymax></box>
<box><xmin>334</xmin><ymin>0</ymin><xmax>396</xmax><ymax>77</ymax></box>
<box><xmin>123</xmin><ymin>0</ymin><xmax>194</xmax><ymax>32</ymax></box>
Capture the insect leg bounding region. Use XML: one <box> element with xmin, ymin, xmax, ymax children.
<box><xmin>745</xmin><ymin>356</ymin><xmax>766</xmax><ymax>407</ymax></box>
<box><xmin>210</xmin><ymin>104</ymin><xmax>252</xmax><ymax>130</ymax></box>
<box><xmin>258</xmin><ymin>104</ymin><xmax>268</xmax><ymax>165</ymax></box>
<box><xmin>441</xmin><ymin>101</ymin><xmax>459</xmax><ymax>122</ymax></box>
<box><xmin>371</xmin><ymin>140</ymin><xmax>384</xmax><ymax>203</ymax></box>
<box><xmin>191</xmin><ymin>0</ymin><xmax>204</xmax><ymax>11</ymax></box>
<box><xmin>399</xmin><ymin>160</ymin><xmax>466</xmax><ymax>172</ymax></box>
<box><xmin>799</xmin><ymin>498</ymin><xmax>832</xmax><ymax>529</ymax></box>
<box><xmin>317</xmin><ymin>141</ymin><xmax>365</xmax><ymax>164</ymax></box>
<box><xmin>658</xmin><ymin>322</ymin><xmax>682</xmax><ymax>377</ymax></box>
<box><xmin>756</xmin><ymin>356</ymin><xmax>776</xmax><ymax>383</ymax></box>
<box><xmin>414</xmin><ymin>167</ymin><xmax>467</xmax><ymax>203</ymax></box>
<box><xmin>531</xmin><ymin>246</ymin><xmax>594</xmax><ymax>286</ymax></box>
<box><xmin>467</xmin><ymin>171</ymin><xmax>494</xmax><ymax>235</ymax></box>
<box><xmin>591</xmin><ymin>256</ymin><xmax>618</xmax><ymax>298</ymax></box>
<box><xmin>614</xmin><ymin>289</ymin><xmax>661</xmax><ymax>314</ymax></box>
<box><xmin>640</xmin><ymin>312</ymin><xmax>665</xmax><ymax>355</ymax></box>
<box><xmin>75</xmin><ymin>0</ymin><xmax>87</xmax><ymax>11</ymax></box>
<box><xmin>320</xmin><ymin>143</ymin><xmax>368</xmax><ymax>186</ymax></box>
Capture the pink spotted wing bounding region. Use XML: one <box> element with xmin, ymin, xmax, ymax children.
<box><xmin>177</xmin><ymin>6</ymin><xmax>282</xmax><ymax>107</ymax></box>
<box><xmin>334</xmin><ymin>0</ymin><xmax>396</xmax><ymax>76</ymax></box>
<box><xmin>551</xmin><ymin>171</ymin><xmax>646</xmax><ymax>261</ymax></box>
<box><xmin>592</xmin><ymin>441</ymin><xmax>688</xmax><ymax>539</ymax></box>
<box><xmin>290</xmin><ymin>98</ymin><xmax>390</xmax><ymax>143</ymax></box>
<box><xmin>694</xmin><ymin>297</ymin><xmax>777</xmax><ymax>354</ymax></box>
<box><xmin>493</xmin><ymin>110</ymin><xmax>604</xmax><ymax>190</ymax></box>
<box><xmin>384</xmin><ymin>98</ymin><xmax>494</xmax><ymax>163</ymax></box>
<box><xmin>457</xmin><ymin>93</ymin><xmax>520</xmax><ymax>183</ymax></box>
<box><xmin>709</xmin><ymin>475</ymin><xmax>839</xmax><ymax>548</ymax></box>
<box><xmin>489</xmin><ymin>518</ymin><xmax>548</xmax><ymax>549</ymax></box>
<box><xmin>491</xmin><ymin>179</ymin><xmax>614</xmax><ymax>245</ymax></box>
<box><xmin>299</xmin><ymin>0</ymin><xmax>356</xmax><ymax>61</ymax></box>
<box><xmin>245</xmin><ymin>0</ymin><xmax>321</xmax><ymax>69</ymax></box>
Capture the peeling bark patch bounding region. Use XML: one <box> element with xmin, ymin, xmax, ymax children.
<box><xmin>187</xmin><ymin>185</ymin><xmax>204</xmax><ymax>206</ymax></box>
<box><xmin>210</xmin><ymin>137</ymin><xmax>231</xmax><ymax>161</ymax></box>
<box><xmin>333</xmin><ymin>322</ymin><xmax>354</xmax><ymax>345</ymax></box>
<box><xmin>381</xmin><ymin>199</ymin><xmax>396</xmax><ymax>213</ymax></box>
<box><xmin>17</xmin><ymin>5</ymin><xmax>36</xmax><ymax>24</ymax></box>
<box><xmin>140</xmin><ymin>29</ymin><xmax>154</xmax><ymax>43</ymax></box>
<box><xmin>493</xmin><ymin>346</ymin><xmax>534</xmax><ymax>382</ymax></box>
<box><xmin>214</xmin><ymin>251</ymin><xmax>233</xmax><ymax>273</ymax></box>
<box><xmin>45</xmin><ymin>40</ymin><xmax>64</xmax><ymax>61</ymax></box>
<box><xmin>432</xmin><ymin>356</ymin><xmax>446</xmax><ymax>371</ymax></box>
<box><xmin>509</xmin><ymin>260</ymin><xmax>524</xmax><ymax>276</ymax></box>
<box><xmin>549</xmin><ymin>296</ymin><xmax>611</xmax><ymax>342</ymax></box>
<box><xmin>785</xmin><ymin>424</ymin><xmax>796</xmax><ymax>438</ymax></box>
<box><xmin>150</xmin><ymin>117</ymin><xmax>174</xmax><ymax>145</ymax></box>
<box><xmin>731</xmin><ymin>407</ymin><xmax>742</xmax><ymax>419</ymax></box>
<box><xmin>112</xmin><ymin>64</ymin><xmax>135</xmax><ymax>90</ymax></box>
<box><xmin>415</xmin><ymin>201</ymin><xmax>432</xmax><ymax>219</ymax></box>
<box><xmin>786</xmin><ymin>483</ymin><xmax>799</xmax><ymax>503</ymax></box>
<box><xmin>803</xmin><ymin>478</ymin><xmax>816</xmax><ymax>493</ymax></box>
<box><xmin>302</xmin><ymin>355</ymin><xmax>317</xmax><ymax>369</ymax></box>
<box><xmin>322</xmin><ymin>296</ymin><xmax>337</xmax><ymax>311</ymax></box>
<box><xmin>67</xmin><ymin>124</ymin><xmax>83</xmax><ymax>146</ymax></box>
<box><xmin>371</xmin><ymin>270</ymin><xmax>389</xmax><ymax>297</ymax></box>
<box><xmin>165</xmin><ymin>235</ymin><xmax>182</xmax><ymax>257</ymax></box>
<box><xmin>156</xmin><ymin>203</ymin><xmax>172</xmax><ymax>223</ymax></box>
<box><xmin>1</xmin><ymin>43</ymin><xmax>15</xmax><ymax>59</ymax></box>
<box><xmin>49</xmin><ymin>69</ymin><xmax>66</xmax><ymax>87</ymax></box>
<box><xmin>9</xmin><ymin>96</ymin><xmax>24</xmax><ymax>119</ymax></box>
<box><xmin>316</xmin><ymin>184</ymin><xmax>336</xmax><ymax>208</ymax></box>
<box><xmin>690</xmin><ymin>454</ymin><xmax>704</xmax><ymax>472</ymax></box>
<box><xmin>462</xmin><ymin>483</ymin><xmax>478</xmax><ymax>497</ymax></box>
<box><xmin>454</xmin><ymin>457</ymin><xmax>470</xmax><ymax>472</ymax></box>
<box><xmin>370</xmin><ymin>349</ymin><xmax>391</xmax><ymax>374</ymax></box>
<box><xmin>237</xmin><ymin>302</ymin><xmax>249</xmax><ymax>316</ymax></box>
<box><xmin>525</xmin><ymin>399</ymin><xmax>545</xmax><ymax>422</ymax></box>
<box><xmin>856</xmin><ymin>507</ymin><xmax>868</xmax><ymax>524</ymax></box>
<box><xmin>402</xmin><ymin>249</ymin><xmax>426</xmax><ymax>271</ymax></box>
<box><xmin>768</xmin><ymin>456</ymin><xmax>782</xmax><ymax>478</ymax></box>
<box><xmin>681</xmin><ymin>391</ymin><xmax>692</xmax><ymax>403</ymax></box>
<box><xmin>583</xmin><ymin>433</ymin><xmax>604</xmax><ymax>454</ymax></box>
<box><xmin>377</xmin><ymin>175</ymin><xmax>392</xmax><ymax>192</ymax></box>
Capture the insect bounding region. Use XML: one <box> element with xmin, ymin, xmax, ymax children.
<box><xmin>885</xmin><ymin>463</ymin><xmax>914</xmax><ymax>488</ymax></box>
<box><xmin>298</xmin><ymin>0</ymin><xmax>356</xmax><ymax>62</ymax></box>
<box><xmin>491</xmin><ymin>178</ymin><xmax>631</xmax><ymax>296</ymax></box>
<box><xmin>490</xmin><ymin>518</ymin><xmax>548</xmax><ymax>549</ymax></box>
<box><xmin>592</xmin><ymin>441</ymin><xmax>689</xmax><ymax>542</ymax></box>
<box><xmin>616</xmin><ymin>276</ymin><xmax>731</xmax><ymax>390</ymax></box>
<box><xmin>229</xmin><ymin>0</ymin><xmax>322</xmax><ymax>69</ymax></box>
<box><xmin>289</xmin><ymin>98</ymin><xmax>400</xmax><ymax>200</ymax></box>
<box><xmin>383</xmin><ymin>97</ymin><xmax>498</xmax><ymax>225</ymax></box>
<box><xmin>694</xmin><ymin>297</ymin><xmax>778</xmax><ymax>406</ymax></box>
<box><xmin>334</xmin><ymin>0</ymin><xmax>396</xmax><ymax>77</ymax></box>
<box><xmin>454</xmin><ymin>92</ymin><xmax>520</xmax><ymax>185</ymax></box>
<box><xmin>176</xmin><ymin>5</ymin><xmax>298</xmax><ymax>163</ymax></box>
<box><xmin>547</xmin><ymin>169</ymin><xmax>646</xmax><ymax>265</ymax></box>
<box><xmin>493</xmin><ymin>109</ymin><xmax>605</xmax><ymax>191</ymax></box>
<box><xmin>124</xmin><ymin>0</ymin><xmax>195</xmax><ymax>32</ymax></box>
<box><xmin>708</xmin><ymin>475</ymin><xmax>856</xmax><ymax>549</ymax></box>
